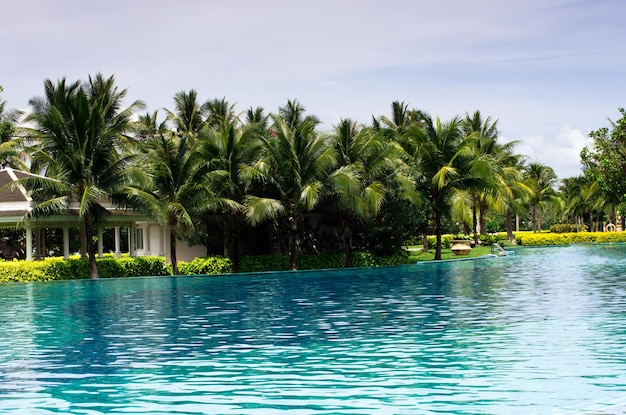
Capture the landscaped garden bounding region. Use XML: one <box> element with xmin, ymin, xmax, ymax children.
<box><xmin>0</xmin><ymin>78</ymin><xmax>625</xmax><ymax>281</ymax></box>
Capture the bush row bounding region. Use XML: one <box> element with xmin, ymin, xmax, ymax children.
<box><xmin>0</xmin><ymin>250</ymin><xmax>412</xmax><ymax>283</ymax></box>
<box><xmin>0</xmin><ymin>256</ymin><xmax>168</xmax><ymax>283</ymax></box>
<box><xmin>550</xmin><ymin>223</ymin><xmax>588</xmax><ymax>233</ymax></box>
<box><xmin>515</xmin><ymin>231</ymin><xmax>626</xmax><ymax>246</ymax></box>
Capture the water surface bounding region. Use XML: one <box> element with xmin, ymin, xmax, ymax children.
<box><xmin>2</xmin><ymin>245</ymin><xmax>626</xmax><ymax>414</ymax></box>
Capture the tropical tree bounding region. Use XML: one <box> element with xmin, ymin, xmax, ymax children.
<box><xmin>130</xmin><ymin>132</ymin><xmax>209</xmax><ymax>275</ymax></box>
<box><xmin>399</xmin><ymin>112</ymin><xmax>469</xmax><ymax>260</ymax></box>
<box><xmin>205</xmin><ymin>97</ymin><xmax>237</xmax><ymax>131</ymax></box>
<box><xmin>329</xmin><ymin>120</ymin><xmax>384</xmax><ymax>266</ymax></box>
<box><xmin>245</xmin><ymin>112</ymin><xmax>336</xmax><ymax>270</ymax></box>
<box><xmin>24</xmin><ymin>73</ymin><xmax>144</xmax><ymax>279</ymax></box>
<box><xmin>200</xmin><ymin>122</ymin><xmax>262</xmax><ymax>271</ymax></box>
<box><xmin>460</xmin><ymin>111</ymin><xmax>524</xmax><ymax>244</ymax></box>
<box><xmin>523</xmin><ymin>162</ymin><xmax>559</xmax><ymax>232</ymax></box>
<box><xmin>165</xmin><ymin>89</ymin><xmax>207</xmax><ymax>136</ymax></box>
<box><xmin>580</xmin><ymin>108</ymin><xmax>626</xmax><ymax>221</ymax></box>
<box><xmin>0</xmin><ymin>91</ymin><xmax>26</xmax><ymax>169</ymax></box>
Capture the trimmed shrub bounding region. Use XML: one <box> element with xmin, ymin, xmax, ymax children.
<box><xmin>178</xmin><ymin>256</ymin><xmax>232</xmax><ymax>275</ymax></box>
<box><xmin>0</xmin><ymin>256</ymin><xmax>168</xmax><ymax>283</ymax></box>
<box><xmin>427</xmin><ymin>234</ymin><xmax>454</xmax><ymax>249</ymax></box>
<box><xmin>516</xmin><ymin>231</ymin><xmax>626</xmax><ymax>246</ymax></box>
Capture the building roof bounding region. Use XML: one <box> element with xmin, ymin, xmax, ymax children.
<box><xmin>0</xmin><ymin>168</ymin><xmax>36</xmax><ymax>204</ymax></box>
<box><xmin>0</xmin><ymin>168</ymin><xmax>151</xmax><ymax>226</ymax></box>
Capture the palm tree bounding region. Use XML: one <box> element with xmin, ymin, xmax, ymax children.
<box><xmin>200</xmin><ymin>122</ymin><xmax>262</xmax><ymax>271</ymax></box>
<box><xmin>204</xmin><ymin>97</ymin><xmax>237</xmax><ymax>131</ymax></box>
<box><xmin>523</xmin><ymin>162</ymin><xmax>559</xmax><ymax>232</ymax></box>
<box><xmin>329</xmin><ymin>120</ymin><xmax>384</xmax><ymax>267</ymax></box>
<box><xmin>461</xmin><ymin>111</ymin><xmax>523</xmax><ymax>244</ymax></box>
<box><xmin>165</xmin><ymin>89</ymin><xmax>207</xmax><ymax>136</ymax></box>
<box><xmin>399</xmin><ymin>112</ymin><xmax>468</xmax><ymax>260</ymax></box>
<box><xmin>245</xmin><ymin>113</ymin><xmax>336</xmax><ymax>270</ymax></box>
<box><xmin>130</xmin><ymin>132</ymin><xmax>209</xmax><ymax>275</ymax></box>
<box><xmin>0</xmin><ymin>93</ymin><xmax>26</xmax><ymax>169</ymax></box>
<box><xmin>24</xmin><ymin>74</ymin><xmax>144</xmax><ymax>279</ymax></box>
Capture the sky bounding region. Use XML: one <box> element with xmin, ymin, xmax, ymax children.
<box><xmin>2</xmin><ymin>0</ymin><xmax>626</xmax><ymax>179</ymax></box>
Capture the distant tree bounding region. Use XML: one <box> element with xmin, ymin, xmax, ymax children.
<box><xmin>581</xmin><ymin>108</ymin><xmax>626</xmax><ymax>217</ymax></box>
<box><xmin>523</xmin><ymin>162</ymin><xmax>560</xmax><ymax>232</ymax></box>
<box><xmin>0</xmin><ymin>87</ymin><xmax>26</xmax><ymax>169</ymax></box>
<box><xmin>399</xmin><ymin>112</ymin><xmax>469</xmax><ymax>260</ymax></box>
<box><xmin>246</xmin><ymin>112</ymin><xmax>336</xmax><ymax>270</ymax></box>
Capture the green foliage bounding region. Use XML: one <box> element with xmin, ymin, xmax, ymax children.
<box><xmin>478</xmin><ymin>234</ymin><xmax>498</xmax><ymax>245</ymax></box>
<box><xmin>515</xmin><ymin>232</ymin><xmax>626</xmax><ymax>246</ymax></box>
<box><xmin>581</xmin><ymin>108</ymin><xmax>626</xmax><ymax>206</ymax></box>
<box><xmin>238</xmin><ymin>250</ymin><xmax>411</xmax><ymax>273</ymax></box>
<box><xmin>550</xmin><ymin>223</ymin><xmax>587</xmax><ymax>233</ymax></box>
<box><xmin>0</xmin><ymin>261</ymin><xmax>51</xmax><ymax>283</ymax></box>
<box><xmin>428</xmin><ymin>234</ymin><xmax>454</xmax><ymax>248</ymax></box>
<box><xmin>178</xmin><ymin>256</ymin><xmax>232</xmax><ymax>275</ymax></box>
<box><xmin>0</xmin><ymin>256</ymin><xmax>168</xmax><ymax>283</ymax></box>
<box><xmin>239</xmin><ymin>254</ymin><xmax>291</xmax><ymax>272</ymax></box>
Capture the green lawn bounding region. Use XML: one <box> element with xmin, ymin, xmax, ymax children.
<box><xmin>405</xmin><ymin>244</ymin><xmax>497</xmax><ymax>262</ymax></box>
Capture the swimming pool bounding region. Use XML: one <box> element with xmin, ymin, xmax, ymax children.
<box><xmin>1</xmin><ymin>244</ymin><xmax>626</xmax><ymax>414</ymax></box>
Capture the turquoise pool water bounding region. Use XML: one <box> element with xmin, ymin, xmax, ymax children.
<box><xmin>1</xmin><ymin>244</ymin><xmax>626</xmax><ymax>414</ymax></box>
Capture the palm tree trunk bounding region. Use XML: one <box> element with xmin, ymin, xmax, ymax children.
<box><xmin>342</xmin><ymin>217</ymin><xmax>353</xmax><ymax>268</ymax></box>
<box><xmin>84</xmin><ymin>211</ymin><xmax>99</xmax><ymax>279</ymax></box>
<box><xmin>472</xmin><ymin>200</ymin><xmax>479</xmax><ymax>246</ymax></box>
<box><xmin>506</xmin><ymin>208</ymin><xmax>514</xmax><ymax>242</ymax></box>
<box><xmin>231</xmin><ymin>216</ymin><xmax>241</xmax><ymax>273</ymax></box>
<box><xmin>479</xmin><ymin>198</ymin><xmax>488</xmax><ymax>235</ymax></box>
<box><xmin>434</xmin><ymin>208</ymin><xmax>443</xmax><ymax>260</ymax></box>
<box><xmin>170</xmin><ymin>224</ymin><xmax>178</xmax><ymax>275</ymax></box>
<box><xmin>289</xmin><ymin>215</ymin><xmax>297</xmax><ymax>271</ymax></box>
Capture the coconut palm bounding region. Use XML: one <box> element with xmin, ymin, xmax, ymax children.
<box><xmin>200</xmin><ymin>122</ymin><xmax>262</xmax><ymax>271</ymax></box>
<box><xmin>399</xmin><ymin>112</ymin><xmax>469</xmax><ymax>260</ymax></box>
<box><xmin>24</xmin><ymin>74</ymin><xmax>144</xmax><ymax>279</ymax></box>
<box><xmin>204</xmin><ymin>97</ymin><xmax>238</xmax><ymax>131</ymax></box>
<box><xmin>165</xmin><ymin>89</ymin><xmax>207</xmax><ymax>136</ymax></box>
<box><xmin>245</xmin><ymin>113</ymin><xmax>336</xmax><ymax>270</ymax></box>
<box><xmin>0</xmin><ymin>93</ymin><xmax>26</xmax><ymax>169</ymax></box>
<box><xmin>130</xmin><ymin>132</ymin><xmax>210</xmax><ymax>275</ymax></box>
<box><xmin>523</xmin><ymin>162</ymin><xmax>559</xmax><ymax>232</ymax></box>
<box><xmin>460</xmin><ymin>111</ymin><xmax>523</xmax><ymax>244</ymax></box>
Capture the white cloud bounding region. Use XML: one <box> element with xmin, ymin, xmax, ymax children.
<box><xmin>516</xmin><ymin>125</ymin><xmax>594</xmax><ymax>179</ymax></box>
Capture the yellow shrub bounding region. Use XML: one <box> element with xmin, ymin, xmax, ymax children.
<box><xmin>516</xmin><ymin>232</ymin><xmax>626</xmax><ymax>246</ymax></box>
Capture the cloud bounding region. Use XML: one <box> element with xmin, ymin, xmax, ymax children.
<box><xmin>513</xmin><ymin>125</ymin><xmax>594</xmax><ymax>179</ymax></box>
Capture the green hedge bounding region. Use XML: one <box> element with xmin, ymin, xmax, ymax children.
<box><xmin>239</xmin><ymin>250</ymin><xmax>411</xmax><ymax>273</ymax></box>
<box><xmin>550</xmin><ymin>223</ymin><xmax>587</xmax><ymax>233</ymax></box>
<box><xmin>0</xmin><ymin>249</ymin><xmax>414</xmax><ymax>283</ymax></box>
<box><xmin>178</xmin><ymin>256</ymin><xmax>232</xmax><ymax>275</ymax></box>
<box><xmin>0</xmin><ymin>256</ymin><xmax>168</xmax><ymax>283</ymax></box>
<box><xmin>515</xmin><ymin>231</ymin><xmax>626</xmax><ymax>246</ymax></box>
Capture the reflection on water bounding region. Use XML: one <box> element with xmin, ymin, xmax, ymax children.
<box><xmin>1</xmin><ymin>245</ymin><xmax>626</xmax><ymax>414</ymax></box>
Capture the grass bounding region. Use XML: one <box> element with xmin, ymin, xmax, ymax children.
<box><xmin>405</xmin><ymin>244</ymin><xmax>498</xmax><ymax>262</ymax></box>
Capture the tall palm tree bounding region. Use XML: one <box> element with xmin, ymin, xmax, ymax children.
<box><xmin>246</xmin><ymin>113</ymin><xmax>336</xmax><ymax>270</ymax></box>
<box><xmin>399</xmin><ymin>112</ymin><xmax>468</xmax><ymax>260</ymax></box>
<box><xmin>24</xmin><ymin>74</ymin><xmax>144</xmax><ymax>279</ymax></box>
<box><xmin>130</xmin><ymin>132</ymin><xmax>209</xmax><ymax>275</ymax></box>
<box><xmin>330</xmin><ymin>120</ymin><xmax>384</xmax><ymax>267</ymax></box>
<box><xmin>523</xmin><ymin>162</ymin><xmax>559</xmax><ymax>232</ymax></box>
<box><xmin>200</xmin><ymin>122</ymin><xmax>262</xmax><ymax>271</ymax></box>
<box><xmin>204</xmin><ymin>97</ymin><xmax>237</xmax><ymax>131</ymax></box>
<box><xmin>165</xmin><ymin>89</ymin><xmax>207</xmax><ymax>136</ymax></box>
<box><xmin>0</xmin><ymin>93</ymin><xmax>26</xmax><ymax>169</ymax></box>
<box><xmin>461</xmin><ymin>111</ymin><xmax>523</xmax><ymax>244</ymax></box>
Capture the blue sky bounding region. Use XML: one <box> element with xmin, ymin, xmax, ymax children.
<box><xmin>3</xmin><ymin>0</ymin><xmax>626</xmax><ymax>178</ymax></box>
